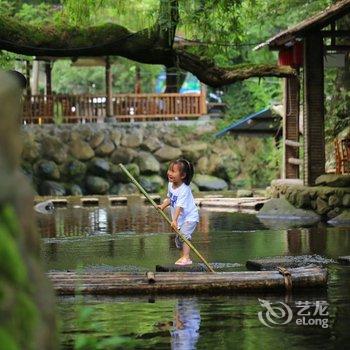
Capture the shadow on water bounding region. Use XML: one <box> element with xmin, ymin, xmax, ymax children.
<box><xmin>37</xmin><ymin>204</ymin><xmax>350</xmax><ymax>349</ymax></box>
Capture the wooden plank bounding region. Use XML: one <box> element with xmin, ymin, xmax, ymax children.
<box><xmin>285</xmin><ymin>139</ymin><xmax>302</xmax><ymax>147</ymax></box>
<box><xmin>47</xmin><ymin>267</ymin><xmax>327</xmax><ymax>295</ymax></box>
<box><xmin>288</xmin><ymin>157</ymin><xmax>302</xmax><ymax>165</ymax></box>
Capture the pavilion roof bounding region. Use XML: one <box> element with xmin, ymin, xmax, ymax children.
<box><xmin>255</xmin><ymin>0</ymin><xmax>350</xmax><ymax>50</ymax></box>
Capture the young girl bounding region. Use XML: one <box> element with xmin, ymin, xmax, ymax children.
<box><xmin>157</xmin><ymin>158</ymin><xmax>199</xmax><ymax>265</ymax></box>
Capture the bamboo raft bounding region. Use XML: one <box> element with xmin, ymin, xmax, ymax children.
<box><xmin>47</xmin><ymin>267</ymin><xmax>327</xmax><ymax>295</ymax></box>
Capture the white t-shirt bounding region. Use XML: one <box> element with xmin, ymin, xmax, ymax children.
<box><xmin>167</xmin><ymin>182</ymin><xmax>199</xmax><ymax>226</ymax></box>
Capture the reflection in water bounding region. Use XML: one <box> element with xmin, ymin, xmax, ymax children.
<box><xmin>171</xmin><ymin>298</ymin><xmax>201</xmax><ymax>350</ymax></box>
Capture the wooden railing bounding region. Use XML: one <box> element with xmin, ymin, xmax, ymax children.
<box><xmin>22</xmin><ymin>93</ymin><xmax>207</xmax><ymax>124</ymax></box>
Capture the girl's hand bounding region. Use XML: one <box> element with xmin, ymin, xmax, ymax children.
<box><xmin>157</xmin><ymin>204</ymin><xmax>164</xmax><ymax>211</ymax></box>
<box><xmin>171</xmin><ymin>220</ymin><xmax>179</xmax><ymax>231</ymax></box>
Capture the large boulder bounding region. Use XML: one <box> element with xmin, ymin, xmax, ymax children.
<box><xmin>86</xmin><ymin>176</ymin><xmax>110</xmax><ymax>194</ymax></box>
<box><xmin>257</xmin><ymin>198</ymin><xmax>320</xmax><ymax>226</ymax></box>
<box><xmin>163</xmin><ymin>134</ymin><xmax>182</xmax><ymax>148</ymax></box>
<box><xmin>69</xmin><ymin>139</ymin><xmax>95</xmax><ymax>160</ymax></box>
<box><xmin>21</xmin><ymin>139</ymin><xmax>41</xmax><ymax>162</ymax></box>
<box><xmin>95</xmin><ymin>139</ymin><xmax>115</xmax><ymax>156</ymax></box>
<box><xmin>237</xmin><ymin>189</ymin><xmax>253</xmax><ymax>198</ymax></box>
<box><xmin>135</xmin><ymin>152</ymin><xmax>160</xmax><ymax>174</ymax></box>
<box><xmin>315</xmin><ymin>174</ymin><xmax>350</xmax><ymax>187</ymax></box>
<box><xmin>110</xmin><ymin>147</ymin><xmax>137</xmax><ymax>164</ymax></box>
<box><xmin>121</xmin><ymin>129</ymin><xmax>143</xmax><ymax>148</ymax></box>
<box><xmin>181</xmin><ymin>142</ymin><xmax>207</xmax><ymax>162</ymax></box>
<box><xmin>68</xmin><ymin>184</ymin><xmax>83</xmax><ymax>196</ymax></box>
<box><xmin>110</xmin><ymin>163</ymin><xmax>140</xmax><ymax>183</ymax></box>
<box><xmin>41</xmin><ymin>135</ymin><xmax>67</xmax><ymax>164</ymax></box>
<box><xmin>34</xmin><ymin>160</ymin><xmax>60</xmax><ymax>181</ymax></box>
<box><xmin>139</xmin><ymin>175</ymin><xmax>164</xmax><ymax>193</ymax></box>
<box><xmin>109</xmin><ymin>129</ymin><xmax>122</xmax><ymax>146</ymax></box>
<box><xmin>328</xmin><ymin>210</ymin><xmax>350</xmax><ymax>226</ymax></box>
<box><xmin>88</xmin><ymin>157</ymin><xmax>110</xmax><ymax>176</ymax></box>
<box><xmin>110</xmin><ymin>183</ymin><xmax>138</xmax><ymax>195</ymax></box>
<box><xmin>343</xmin><ymin>194</ymin><xmax>350</xmax><ymax>207</ymax></box>
<box><xmin>154</xmin><ymin>145</ymin><xmax>182</xmax><ymax>161</ymax></box>
<box><xmin>193</xmin><ymin>174</ymin><xmax>228</xmax><ymax>191</ymax></box>
<box><xmin>89</xmin><ymin>130</ymin><xmax>105</xmax><ymax>149</ymax></box>
<box><xmin>63</xmin><ymin>159</ymin><xmax>87</xmax><ymax>181</ymax></box>
<box><xmin>39</xmin><ymin>180</ymin><xmax>66</xmax><ymax>196</ymax></box>
<box><xmin>141</xmin><ymin>136</ymin><xmax>162</xmax><ymax>152</ymax></box>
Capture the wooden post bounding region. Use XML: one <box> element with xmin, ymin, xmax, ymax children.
<box><xmin>283</xmin><ymin>75</ymin><xmax>300</xmax><ymax>179</ymax></box>
<box><xmin>135</xmin><ymin>65</ymin><xmax>141</xmax><ymax>94</ymax></box>
<box><xmin>303</xmin><ymin>33</ymin><xmax>325</xmax><ymax>185</ymax></box>
<box><xmin>200</xmin><ymin>83</ymin><xmax>207</xmax><ymax>115</ymax></box>
<box><xmin>105</xmin><ymin>56</ymin><xmax>113</xmax><ymax>119</ymax></box>
<box><xmin>25</xmin><ymin>60</ymin><xmax>31</xmax><ymax>96</ymax></box>
<box><xmin>45</xmin><ymin>61</ymin><xmax>52</xmax><ymax>95</ymax></box>
<box><xmin>31</xmin><ymin>60</ymin><xmax>39</xmax><ymax>95</ymax></box>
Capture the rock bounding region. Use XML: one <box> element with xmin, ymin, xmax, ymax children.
<box><xmin>163</xmin><ymin>134</ymin><xmax>182</xmax><ymax>148</ymax></box>
<box><xmin>154</xmin><ymin>145</ymin><xmax>182</xmax><ymax>161</ymax></box>
<box><xmin>41</xmin><ymin>135</ymin><xmax>67</xmax><ymax>163</ymax></box>
<box><xmin>316</xmin><ymin>197</ymin><xmax>330</xmax><ymax>215</ymax></box>
<box><xmin>190</xmin><ymin>182</ymin><xmax>199</xmax><ymax>193</ymax></box>
<box><xmin>196</xmin><ymin>156</ymin><xmax>208</xmax><ymax>174</ymax></box>
<box><xmin>139</xmin><ymin>175</ymin><xmax>164</xmax><ymax>193</ymax></box>
<box><xmin>295</xmin><ymin>190</ymin><xmax>311</xmax><ymax>209</ymax></box>
<box><xmin>181</xmin><ymin>142</ymin><xmax>207</xmax><ymax>162</ymax></box>
<box><xmin>89</xmin><ymin>131</ymin><xmax>105</xmax><ymax>149</ymax></box>
<box><xmin>110</xmin><ymin>163</ymin><xmax>140</xmax><ymax>183</ymax></box>
<box><xmin>328</xmin><ymin>194</ymin><xmax>341</xmax><ymax>207</ymax></box>
<box><xmin>110</xmin><ymin>129</ymin><xmax>122</xmax><ymax>146</ymax></box>
<box><xmin>88</xmin><ymin>158</ymin><xmax>110</xmax><ymax>176</ymax></box>
<box><xmin>34</xmin><ymin>160</ymin><xmax>60</xmax><ymax>181</ymax></box>
<box><xmin>63</xmin><ymin>159</ymin><xmax>87</xmax><ymax>180</ymax></box>
<box><xmin>86</xmin><ymin>176</ymin><xmax>110</xmax><ymax>194</ymax></box>
<box><xmin>135</xmin><ymin>152</ymin><xmax>160</xmax><ymax>174</ymax></box>
<box><xmin>328</xmin><ymin>210</ymin><xmax>350</xmax><ymax>226</ymax></box>
<box><xmin>121</xmin><ymin>129</ymin><xmax>143</xmax><ymax>148</ymax></box>
<box><xmin>327</xmin><ymin>207</ymin><xmax>341</xmax><ymax>220</ymax></box>
<box><xmin>315</xmin><ymin>174</ymin><xmax>350</xmax><ymax>187</ymax></box>
<box><xmin>111</xmin><ymin>183</ymin><xmax>138</xmax><ymax>195</ymax></box>
<box><xmin>95</xmin><ymin>140</ymin><xmax>115</xmax><ymax>156</ymax></box>
<box><xmin>140</xmin><ymin>136</ymin><xmax>162</xmax><ymax>152</ymax></box>
<box><xmin>237</xmin><ymin>189</ymin><xmax>253</xmax><ymax>198</ymax></box>
<box><xmin>68</xmin><ymin>184</ymin><xmax>83</xmax><ymax>196</ymax></box>
<box><xmin>39</xmin><ymin>181</ymin><xmax>66</xmax><ymax>196</ymax></box>
<box><xmin>69</xmin><ymin>139</ymin><xmax>95</xmax><ymax>160</ymax></box>
<box><xmin>110</xmin><ymin>147</ymin><xmax>137</xmax><ymax>164</ymax></box>
<box><xmin>193</xmin><ymin>174</ymin><xmax>228</xmax><ymax>191</ymax></box>
<box><xmin>214</xmin><ymin>157</ymin><xmax>240</xmax><ymax>181</ymax></box>
<box><xmin>257</xmin><ymin>198</ymin><xmax>320</xmax><ymax>226</ymax></box>
<box><xmin>22</xmin><ymin>139</ymin><xmax>41</xmax><ymax>162</ymax></box>
<box><xmin>343</xmin><ymin>194</ymin><xmax>350</xmax><ymax>207</ymax></box>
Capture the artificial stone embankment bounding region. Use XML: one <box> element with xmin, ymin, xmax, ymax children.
<box><xmin>20</xmin><ymin>123</ymin><xmax>276</xmax><ymax>196</ymax></box>
<box><xmin>266</xmin><ymin>175</ymin><xmax>350</xmax><ymax>225</ymax></box>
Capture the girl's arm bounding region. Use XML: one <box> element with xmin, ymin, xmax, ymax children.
<box><xmin>157</xmin><ymin>198</ymin><xmax>170</xmax><ymax>211</ymax></box>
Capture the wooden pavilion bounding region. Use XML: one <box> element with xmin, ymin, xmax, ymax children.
<box><xmin>19</xmin><ymin>55</ymin><xmax>207</xmax><ymax>124</ymax></box>
<box><xmin>255</xmin><ymin>0</ymin><xmax>350</xmax><ymax>185</ymax></box>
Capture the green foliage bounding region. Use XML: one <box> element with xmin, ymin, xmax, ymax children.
<box><xmin>0</xmin><ymin>205</ymin><xmax>39</xmax><ymax>350</ymax></box>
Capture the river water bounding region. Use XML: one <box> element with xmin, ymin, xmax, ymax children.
<box><xmin>39</xmin><ymin>204</ymin><xmax>350</xmax><ymax>349</ymax></box>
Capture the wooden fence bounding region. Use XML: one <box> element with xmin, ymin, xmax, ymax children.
<box><xmin>22</xmin><ymin>93</ymin><xmax>207</xmax><ymax>124</ymax></box>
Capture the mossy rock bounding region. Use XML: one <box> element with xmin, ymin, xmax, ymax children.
<box><xmin>135</xmin><ymin>152</ymin><xmax>160</xmax><ymax>174</ymax></box>
<box><xmin>41</xmin><ymin>135</ymin><xmax>67</xmax><ymax>164</ymax></box>
<box><xmin>95</xmin><ymin>139</ymin><xmax>115</xmax><ymax>156</ymax></box>
<box><xmin>39</xmin><ymin>180</ymin><xmax>66</xmax><ymax>196</ymax></box>
<box><xmin>34</xmin><ymin>160</ymin><xmax>60</xmax><ymax>181</ymax></box>
<box><xmin>63</xmin><ymin>159</ymin><xmax>87</xmax><ymax>180</ymax></box>
<box><xmin>315</xmin><ymin>174</ymin><xmax>350</xmax><ymax>187</ymax></box>
<box><xmin>110</xmin><ymin>163</ymin><xmax>140</xmax><ymax>183</ymax></box>
<box><xmin>257</xmin><ymin>198</ymin><xmax>320</xmax><ymax>226</ymax></box>
<box><xmin>86</xmin><ymin>176</ymin><xmax>110</xmax><ymax>194</ymax></box>
<box><xmin>328</xmin><ymin>210</ymin><xmax>350</xmax><ymax>226</ymax></box>
<box><xmin>154</xmin><ymin>145</ymin><xmax>182</xmax><ymax>161</ymax></box>
<box><xmin>139</xmin><ymin>175</ymin><xmax>164</xmax><ymax>193</ymax></box>
<box><xmin>69</xmin><ymin>139</ymin><xmax>95</xmax><ymax>160</ymax></box>
<box><xmin>193</xmin><ymin>174</ymin><xmax>228</xmax><ymax>191</ymax></box>
<box><xmin>88</xmin><ymin>157</ymin><xmax>110</xmax><ymax>176</ymax></box>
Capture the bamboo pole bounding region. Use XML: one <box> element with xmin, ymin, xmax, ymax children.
<box><xmin>119</xmin><ymin>163</ymin><xmax>215</xmax><ymax>273</ymax></box>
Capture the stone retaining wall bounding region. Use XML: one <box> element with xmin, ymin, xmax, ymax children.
<box><xmin>21</xmin><ymin>123</ymin><xmax>263</xmax><ymax>196</ymax></box>
<box><xmin>270</xmin><ymin>175</ymin><xmax>350</xmax><ymax>222</ymax></box>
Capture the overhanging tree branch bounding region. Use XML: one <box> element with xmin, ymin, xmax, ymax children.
<box><xmin>0</xmin><ymin>6</ymin><xmax>295</xmax><ymax>87</ymax></box>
